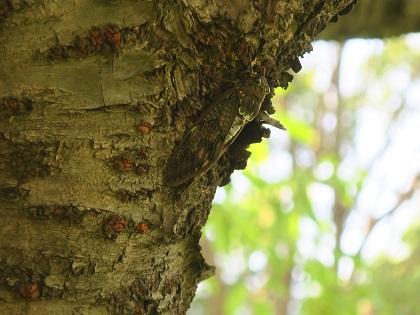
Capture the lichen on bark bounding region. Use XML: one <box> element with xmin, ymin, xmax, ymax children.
<box><xmin>0</xmin><ymin>0</ymin><xmax>356</xmax><ymax>314</ymax></box>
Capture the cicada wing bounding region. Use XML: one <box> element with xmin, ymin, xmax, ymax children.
<box><xmin>164</xmin><ymin>92</ymin><xmax>239</xmax><ymax>186</ymax></box>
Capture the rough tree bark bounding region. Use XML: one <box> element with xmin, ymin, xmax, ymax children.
<box><xmin>0</xmin><ymin>0</ymin><xmax>357</xmax><ymax>314</ymax></box>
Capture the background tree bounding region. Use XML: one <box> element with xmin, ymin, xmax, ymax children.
<box><xmin>322</xmin><ymin>0</ymin><xmax>420</xmax><ymax>39</ymax></box>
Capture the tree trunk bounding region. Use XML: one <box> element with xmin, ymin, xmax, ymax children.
<box><xmin>0</xmin><ymin>0</ymin><xmax>357</xmax><ymax>314</ymax></box>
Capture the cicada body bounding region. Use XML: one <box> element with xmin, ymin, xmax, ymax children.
<box><xmin>164</xmin><ymin>76</ymin><xmax>270</xmax><ymax>187</ymax></box>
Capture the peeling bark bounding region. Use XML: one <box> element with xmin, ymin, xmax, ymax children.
<box><xmin>0</xmin><ymin>0</ymin><xmax>355</xmax><ymax>314</ymax></box>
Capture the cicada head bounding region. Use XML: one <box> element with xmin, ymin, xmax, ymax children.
<box><xmin>238</xmin><ymin>76</ymin><xmax>270</xmax><ymax>121</ymax></box>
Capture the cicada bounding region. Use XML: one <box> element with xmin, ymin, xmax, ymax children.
<box><xmin>164</xmin><ymin>76</ymin><xmax>285</xmax><ymax>186</ymax></box>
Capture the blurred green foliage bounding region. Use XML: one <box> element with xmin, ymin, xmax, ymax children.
<box><xmin>189</xmin><ymin>35</ymin><xmax>420</xmax><ymax>315</ymax></box>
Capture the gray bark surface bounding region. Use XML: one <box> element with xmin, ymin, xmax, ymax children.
<box><xmin>0</xmin><ymin>0</ymin><xmax>355</xmax><ymax>314</ymax></box>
